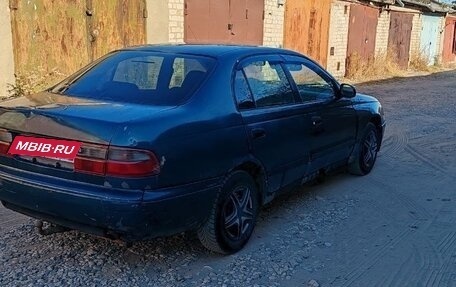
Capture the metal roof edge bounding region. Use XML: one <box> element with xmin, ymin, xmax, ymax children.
<box><xmin>399</xmin><ymin>0</ymin><xmax>453</xmax><ymax>13</ymax></box>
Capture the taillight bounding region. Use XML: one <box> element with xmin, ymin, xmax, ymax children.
<box><xmin>106</xmin><ymin>148</ymin><xmax>160</xmax><ymax>177</ymax></box>
<box><xmin>0</xmin><ymin>129</ymin><xmax>13</xmax><ymax>155</ymax></box>
<box><xmin>74</xmin><ymin>144</ymin><xmax>160</xmax><ymax>177</ymax></box>
<box><xmin>74</xmin><ymin>144</ymin><xmax>107</xmax><ymax>175</ymax></box>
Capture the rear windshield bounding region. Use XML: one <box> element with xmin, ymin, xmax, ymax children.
<box><xmin>50</xmin><ymin>51</ymin><xmax>216</xmax><ymax>105</ymax></box>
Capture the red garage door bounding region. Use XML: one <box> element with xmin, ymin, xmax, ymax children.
<box><xmin>184</xmin><ymin>0</ymin><xmax>264</xmax><ymax>45</ymax></box>
<box><xmin>443</xmin><ymin>17</ymin><xmax>456</xmax><ymax>64</ymax></box>
<box><xmin>388</xmin><ymin>12</ymin><xmax>413</xmax><ymax>68</ymax></box>
<box><xmin>346</xmin><ymin>4</ymin><xmax>378</xmax><ymax>75</ymax></box>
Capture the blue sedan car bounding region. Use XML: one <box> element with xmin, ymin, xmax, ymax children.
<box><xmin>0</xmin><ymin>45</ymin><xmax>384</xmax><ymax>254</ymax></box>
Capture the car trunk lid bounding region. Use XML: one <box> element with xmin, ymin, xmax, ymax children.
<box><xmin>0</xmin><ymin>92</ymin><xmax>171</xmax><ymax>185</ymax></box>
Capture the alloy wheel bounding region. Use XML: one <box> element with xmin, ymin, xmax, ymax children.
<box><xmin>222</xmin><ymin>186</ymin><xmax>254</xmax><ymax>241</ymax></box>
<box><xmin>362</xmin><ymin>130</ymin><xmax>378</xmax><ymax>168</ymax></box>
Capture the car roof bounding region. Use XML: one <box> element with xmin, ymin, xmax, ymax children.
<box><xmin>122</xmin><ymin>44</ymin><xmax>303</xmax><ymax>59</ymax></box>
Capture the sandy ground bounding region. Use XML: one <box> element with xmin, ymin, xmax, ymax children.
<box><xmin>0</xmin><ymin>70</ymin><xmax>455</xmax><ymax>286</ymax></box>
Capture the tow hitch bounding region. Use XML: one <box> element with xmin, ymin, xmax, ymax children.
<box><xmin>35</xmin><ymin>220</ymin><xmax>70</xmax><ymax>236</ymax></box>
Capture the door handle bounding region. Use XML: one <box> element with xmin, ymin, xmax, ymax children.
<box><xmin>311</xmin><ymin>116</ymin><xmax>324</xmax><ymax>134</ymax></box>
<box><xmin>312</xmin><ymin>116</ymin><xmax>323</xmax><ymax>127</ymax></box>
<box><xmin>251</xmin><ymin>128</ymin><xmax>266</xmax><ymax>139</ymax></box>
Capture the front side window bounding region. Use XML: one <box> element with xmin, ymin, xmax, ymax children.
<box><xmin>243</xmin><ymin>61</ymin><xmax>295</xmax><ymax>108</ymax></box>
<box><xmin>285</xmin><ymin>63</ymin><xmax>335</xmax><ymax>102</ymax></box>
<box><xmin>51</xmin><ymin>51</ymin><xmax>215</xmax><ymax>106</ymax></box>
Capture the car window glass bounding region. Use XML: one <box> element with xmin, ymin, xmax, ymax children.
<box><xmin>113</xmin><ymin>56</ymin><xmax>163</xmax><ymax>89</ymax></box>
<box><xmin>169</xmin><ymin>58</ymin><xmax>208</xmax><ymax>89</ymax></box>
<box><xmin>243</xmin><ymin>61</ymin><xmax>294</xmax><ymax>108</ymax></box>
<box><xmin>55</xmin><ymin>51</ymin><xmax>215</xmax><ymax>106</ymax></box>
<box><xmin>234</xmin><ymin>70</ymin><xmax>255</xmax><ymax>110</ymax></box>
<box><xmin>286</xmin><ymin>63</ymin><xmax>334</xmax><ymax>102</ymax></box>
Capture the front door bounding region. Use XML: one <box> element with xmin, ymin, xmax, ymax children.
<box><xmin>282</xmin><ymin>55</ymin><xmax>357</xmax><ymax>172</ymax></box>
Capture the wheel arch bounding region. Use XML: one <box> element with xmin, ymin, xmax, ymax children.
<box><xmin>229</xmin><ymin>158</ymin><xmax>268</xmax><ymax>206</ymax></box>
<box><xmin>369</xmin><ymin>114</ymin><xmax>384</xmax><ymax>151</ymax></box>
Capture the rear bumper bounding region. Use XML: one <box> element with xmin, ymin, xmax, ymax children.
<box><xmin>0</xmin><ymin>164</ymin><xmax>220</xmax><ymax>241</ymax></box>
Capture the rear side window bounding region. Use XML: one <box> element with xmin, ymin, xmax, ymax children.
<box><xmin>243</xmin><ymin>61</ymin><xmax>294</xmax><ymax>108</ymax></box>
<box><xmin>51</xmin><ymin>51</ymin><xmax>215</xmax><ymax>106</ymax></box>
<box><xmin>234</xmin><ymin>70</ymin><xmax>255</xmax><ymax>110</ymax></box>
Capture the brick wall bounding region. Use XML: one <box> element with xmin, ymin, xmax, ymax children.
<box><xmin>375</xmin><ymin>10</ymin><xmax>390</xmax><ymax>56</ymax></box>
<box><xmin>326</xmin><ymin>1</ymin><xmax>350</xmax><ymax>78</ymax></box>
<box><xmin>168</xmin><ymin>0</ymin><xmax>184</xmax><ymax>43</ymax></box>
<box><xmin>410</xmin><ymin>13</ymin><xmax>422</xmax><ymax>57</ymax></box>
<box><xmin>263</xmin><ymin>0</ymin><xmax>285</xmax><ymax>47</ymax></box>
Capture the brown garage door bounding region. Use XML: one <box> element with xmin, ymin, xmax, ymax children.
<box><xmin>9</xmin><ymin>0</ymin><xmax>146</xmax><ymax>79</ymax></box>
<box><xmin>346</xmin><ymin>4</ymin><xmax>378</xmax><ymax>75</ymax></box>
<box><xmin>184</xmin><ymin>0</ymin><xmax>264</xmax><ymax>45</ymax></box>
<box><xmin>283</xmin><ymin>0</ymin><xmax>331</xmax><ymax>67</ymax></box>
<box><xmin>89</xmin><ymin>0</ymin><xmax>147</xmax><ymax>60</ymax></box>
<box><xmin>9</xmin><ymin>0</ymin><xmax>91</xmax><ymax>77</ymax></box>
<box><xmin>388</xmin><ymin>12</ymin><xmax>413</xmax><ymax>68</ymax></box>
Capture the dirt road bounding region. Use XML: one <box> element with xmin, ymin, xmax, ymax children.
<box><xmin>0</xmin><ymin>70</ymin><xmax>455</xmax><ymax>286</ymax></box>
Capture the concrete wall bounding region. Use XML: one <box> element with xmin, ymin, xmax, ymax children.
<box><xmin>326</xmin><ymin>1</ymin><xmax>350</xmax><ymax>78</ymax></box>
<box><xmin>146</xmin><ymin>0</ymin><xmax>169</xmax><ymax>44</ymax></box>
<box><xmin>0</xmin><ymin>0</ymin><xmax>15</xmax><ymax>97</ymax></box>
<box><xmin>263</xmin><ymin>0</ymin><xmax>285</xmax><ymax>47</ymax></box>
<box><xmin>375</xmin><ymin>10</ymin><xmax>391</xmax><ymax>55</ymax></box>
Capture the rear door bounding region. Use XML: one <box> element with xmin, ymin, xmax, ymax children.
<box><xmin>282</xmin><ymin>55</ymin><xmax>357</xmax><ymax>172</ymax></box>
<box><xmin>233</xmin><ymin>55</ymin><xmax>312</xmax><ymax>192</ymax></box>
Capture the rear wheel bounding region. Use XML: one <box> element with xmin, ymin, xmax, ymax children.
<box><xmin>349</xmin><ymin>123</ymin><xmax>379</xmax><ymax>175</ymax></box>
<box><xmin>197</xmin><ymin>171</ymin><xmax>259</xmax><ymax>254</ymax></box>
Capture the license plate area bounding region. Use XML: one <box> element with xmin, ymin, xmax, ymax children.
<box><xmin>17</xmin><ymin>155</ymin><xmax>75</xmax><ymax>170</ymax></box>
<box><xmin>8</xmin><ymin>136</ymin><xmax>82</xmax><ymax>164</ymax></box>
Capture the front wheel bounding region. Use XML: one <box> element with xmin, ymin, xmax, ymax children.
<box><xmin>349</xmin><ymin>123</ymin><xmax>379</xmax><ymax>176</ymax></box>
<box><xmin>197</xmin><ymin>171</ymin><xmax>259</xmax><ymax>254</ymax></box>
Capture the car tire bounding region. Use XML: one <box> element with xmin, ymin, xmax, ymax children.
<box><xmin>348</xmin><ymin>123</ymin><xmax>380</xmax><ymax>176</ymax></box>
<box><xmin>197</xmin><ymin>171</ymin><xmax>259</xmax><ymax>254</ymax></box>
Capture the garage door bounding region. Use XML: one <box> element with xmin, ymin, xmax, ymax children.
<box><xmin>90</xmin><ymin>0</ymin><xmax>147</xmax><ymax>60</ymax></box>
<box><xmin>346</xmin><ymin>4</ymin><xmax>378</xmax><ymax>73</ymax></box>
<box><xmin>421</xmin><ymin>15</ymin><xmax>440</xmax><ymax>65</ymax></box>
<box><xmin>184</xmin><ymin>0</ymin><xmax>264</xmax><ymax>45</ymax></box>
<box><xmin>388</xmin><ymin>12</ymin><xmax>413</xmax><ymax>68</ymax></box>
<box><xmin>443</xmin><ymin>17</ymin><xmax>456</xmax><ymax>64</ymax></box>
<box><xmin>283</xmin><ymin>0</ymin><xmax>331</xmax><ymax>67</ymax></box>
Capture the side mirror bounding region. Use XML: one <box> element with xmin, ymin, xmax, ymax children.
<box><xmin>339</xmin><ymin>83</ymin><xmax>357</xmax><ymax>99</ymax></box>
